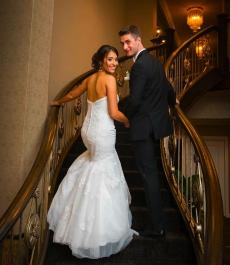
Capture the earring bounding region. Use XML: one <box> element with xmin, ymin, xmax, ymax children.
<box><xmin>99</xmin><ymin>62</ymin><xmax>103</xmax><ymax>71</ymax></box>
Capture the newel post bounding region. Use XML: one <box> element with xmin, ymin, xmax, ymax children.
<box><xmin>217</xmin><ymin>13</ymin><xmax>229</xmax><ymax>74</ymax></box>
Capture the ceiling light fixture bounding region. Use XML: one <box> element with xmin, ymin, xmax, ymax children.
<box><xmin>187</xmin><ymin>7</ymin><xmax>204</xmax><ymax>32</ymax></box>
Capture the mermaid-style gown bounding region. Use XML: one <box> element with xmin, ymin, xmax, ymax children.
<box><xmin>47</xmin><ymin>96</ymin><xmax>137</xmax><ymax>259</ymax></box>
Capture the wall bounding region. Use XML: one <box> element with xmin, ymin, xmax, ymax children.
<box><xmin>187</xmin><ymin>90</ymin><xmax>230</xmax><ymax>119</ymax></box>
<box><xmin>124</xmin><ymin>0</ymin><xmax>156</xmax><ymax>48</ymax></box>
<box><xmin>0</xmin><ymin>0</ymin><xmax>157</xmax><ymax>216</ymax></box>
<box><xmin>48</xmin><ymin>0</ymin><xmax>126</xmax><ymax>100</ymax></box>
<box><xmin>49</xmin><ymin>0</ymin><xmax>157</xmax><ymax>100</ymax></box>
<box><xmin>0</xmin><ymin>0</ymin><xmax>54</xmax><ymax>216</ymax></box>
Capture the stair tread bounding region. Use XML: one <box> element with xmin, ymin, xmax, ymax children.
<box><xmin>45</xmin><ymin>233</ymin><xmax>194</xmax><ymax>265</ymax></box>
<box><xmin>120</xmin><ymin>155</ymin><xmax>134</xmax><ymax>158</ymax></box>
<box><xmin>131</xmin><ymin>205</ymin><xmax>177</xmax><ymax>212</ymax></box>
<box><xmin>124</xmin><ymin>169</ymin><xmax>139</xmax><ymax>173</ymax></box>
<box><xmin>130</xmin><ymin>186</ymin><xmax>170</xmax><ymax>192</ymax></box>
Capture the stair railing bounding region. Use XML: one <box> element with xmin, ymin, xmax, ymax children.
<box><xmin>0</xmin><ymin>43</ymin><xmax>167</xmax><ymax>265</ymax></box>
<box><xmin>161</xmin><ymin>19</ymin><xmax>228</xmax><ymax>265</ymax></box>
<box><xmin>165</xmin><ymin>25</ymin><xmax>219</xmax><ymax>99</ymax></box>
<box><xmin>0</xmin><ymin>70</ymin><xmax>93</xmax><ymax>265</ymax></box>
<box><xmin>161</xmin><ymin>106</ymin><xmax>223</xmax><ymax>265</ymax></box>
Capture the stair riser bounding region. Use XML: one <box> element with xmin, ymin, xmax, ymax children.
<box><xmin>115</xmin><ymin>144</ymin><xmax>133</xmax><ymax>156</ymax></box>
<box><xmin>124</xmin><ymin>170</ymin><xmax>168</xmax><ymax>188</ymax></box>
<box><xmin>132</xmin><ymin>209</ymin><xmax>184</xmax><ymax>233</ymax></box>
<box><xmin>130</xmin><ymin>188</ymin><xmax>176</xmax><ymax>209</ymax></box>
<box><xmin>116</xmin><ymin>132</ymin><xmax>130</xmax><ymax>143</ymax></box>
<box><xmin>117</xmin><ymin>238</ymin><xmax>194</xmax><ymax>261</ymax></box>
<box><xmin>120</xmin><ymin>155</ymin><xmax>163</xmax><ymax>171</ymax></box>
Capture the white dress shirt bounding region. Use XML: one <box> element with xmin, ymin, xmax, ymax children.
<box><xmin>133</xmin><ymin>48</ymin><xmax>146</xmax><ymax>62</ymax></box>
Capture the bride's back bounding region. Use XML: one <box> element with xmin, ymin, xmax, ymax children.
<box><xmin>87</xmin><ymin>72</ymin><xmax>108</xmax><ymax>102</ymax></box>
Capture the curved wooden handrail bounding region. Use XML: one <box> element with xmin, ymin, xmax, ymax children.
<box><xmin>164</xmin><ymin>105</ymin><xmax>223</xmax><ymax>265</ymax></box>
<box><xmin>0</xmin><ymin>69</ymin><xmax>95</xmax><ymax>240</ymax></box>
<box><xmin>164</xmin><ymin>25</ymin><xmax>218</xmax><ymax>72</ymax></box>
<box><xmin>164</xmin><ymin>25</ymin><xmax>220</xmax><ymax>103</ymax></box>
<box><xmin>161</xmin><ymin>22</ymin><xmax>224</xmax><ymax>264</ymax></box>
<box><xmin>0</xmin><ymin>108</ymin><xmax>58</xmax><ymax>239</ymax></box>
<box><xmin>180</xmin><ymin>104</ymin><xmax>223</xmax><ymax>265</ymax></box>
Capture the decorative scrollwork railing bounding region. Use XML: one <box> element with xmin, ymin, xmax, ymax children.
<box><xmin>161</xmin><ymin>24</ymin><xmax>225</xmax><ymax>265</ymax></box>
<box><xmin>0</xmin><ymin>43</ymin><xmax>167</xmax><ymax>265</ymax></box>
<box><xmin>161</xmin><ymin>106</ymin><xmax>223</xmax><ymax>265</ymax></box>
<box><xmin>0</xmin><ymin>69</ymin><xmax>93</xmax><ymax>265</ymax></box>
<box><xmin>165</xmin><ymin>26</ymin><xmax>219</xmax><ymax>99</ymax></box>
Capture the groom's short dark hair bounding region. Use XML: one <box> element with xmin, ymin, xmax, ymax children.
<box><xmin>118</xmin><ymin>25</ymin><xmax>141</xmax><ymax>38</ymax></box>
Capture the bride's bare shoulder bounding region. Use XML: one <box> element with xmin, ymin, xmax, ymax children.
<box><xmin>104</xmin><ymin>73</ymin><xmax>116</xmax><ymax>83</ymax></box>
<box><xmin>87</xmin><ymin>71</ymin><xmax>115</xmax><ymax>84</ymax></box>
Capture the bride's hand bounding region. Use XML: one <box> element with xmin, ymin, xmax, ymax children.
<box><xmin>50</xmin><ymin>100</ymin><xmax>61</xmax><ymax>106</ymax></box>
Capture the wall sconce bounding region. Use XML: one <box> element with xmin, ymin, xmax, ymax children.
<box><xmin>151</xmin><ymin>27</ymin><xmax>167</xmax><ymax>45</ymax></box>
<box><xmin>187</xmin><ymin>7</ymin><xmax>204</xmax><ymax>32</ymax></box>
<box><xmin>156</xmin><ymin>27</ymin><xmax>161</xmax><ymax>37</ymax></box>
<box><xmin>195</xmin><ymin>37</ymin><xmax>209</xmax><ymax>59</ymax></box>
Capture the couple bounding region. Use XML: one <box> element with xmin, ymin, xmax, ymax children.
<box><xmin>47</xmin><ymin>25</ymin><xmax>176</xmax><ymax>259</ymax></box>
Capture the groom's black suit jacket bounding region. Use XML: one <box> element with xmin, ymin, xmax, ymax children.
<box><xmin>125</xmin><ymin>50</ymin><xmax>176</xmax><ymax>141</ymax></box>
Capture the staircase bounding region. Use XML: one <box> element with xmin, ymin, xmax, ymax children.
<box><xmin>43</xmin><ymin>117</ymin><xmax>196</xmax><ymax>265</ymax></box>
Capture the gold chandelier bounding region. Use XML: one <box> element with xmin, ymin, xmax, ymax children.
<box><xmin>187</xmin><ymin>7</ymin><xmax>204</xmax><ymax>32</ymax></box>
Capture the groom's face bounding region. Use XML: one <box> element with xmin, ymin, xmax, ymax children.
<box><xmin>120</xmin><ymin>33</ymin><xmax>140</xmax><ymax>57</ymax></box>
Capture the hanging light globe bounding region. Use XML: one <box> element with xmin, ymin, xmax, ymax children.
<box><xmin>187</xmin><ymin>7</ymin><xmax>204</xmax><ymax>32</ymax></box>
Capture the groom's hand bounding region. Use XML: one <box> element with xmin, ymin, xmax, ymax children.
<box><xmin>124</xmin><ymin>121</ymin><xmax>130</xmax><ymax>128</ymax></box>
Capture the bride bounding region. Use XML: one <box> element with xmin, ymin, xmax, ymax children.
<box><xmin>47</xmin><ymin>45</ymin><xmax>137</xmax><ymax>259</ymax></box>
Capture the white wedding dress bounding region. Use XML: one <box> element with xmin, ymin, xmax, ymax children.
<box><xmin>47</xmin><ymin>96</ymin><xmax>137</xmax><ymax>259</ymax></box>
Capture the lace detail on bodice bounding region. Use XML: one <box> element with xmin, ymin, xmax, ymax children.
<box><xmin>81</xmin><ymin>96</ymin><xmax>116</xmax><ymax>161</ymax></box>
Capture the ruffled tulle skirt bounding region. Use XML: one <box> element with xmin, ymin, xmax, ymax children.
<box><xmin>47</xmin><ymin>150</ymin><xmax>137</xmax><ymax>259</ymax></box>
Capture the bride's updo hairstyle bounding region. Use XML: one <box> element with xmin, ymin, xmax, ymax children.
<box><xmin>92</xmin><ymin>45</ymin><xmax>119</xmax><ymax>71</ymax></box>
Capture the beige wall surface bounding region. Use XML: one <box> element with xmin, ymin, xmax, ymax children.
<box><xmin>0</xmin><ymin>0</ymin><xmax>54</xmax><ymax>216</ymax></box>
<box><xmin>124</xmin><ymin>0</ymin><xmax>156</xmax><ymax>47</ymax></box>
<box><xmin>187</xmin><ymin>90</ymin><xmax>230</xmax><ymax>119</ymax></box>
<box><xmin>0</xmin><ymin>0</ymin><xmax>156</xmax><ymax>216</ymax></box>
<box><xmin>48</xmin><ymin>0</ymin><xmax>126</xmax><ymax>100</ymax></box>
<box><xmin>48</xmin><ymin>0</ymin><xmax>157</xmax><ymax>100</ymax></box>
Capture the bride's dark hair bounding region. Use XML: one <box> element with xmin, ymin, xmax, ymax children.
<box><xmin>92</xmin><ymin>45</ymin><xmax>118</xmax><ymax>70</ymax></box>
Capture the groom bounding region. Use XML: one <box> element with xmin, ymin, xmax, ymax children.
<box><xmin>119</xmin><ymin>25</ymin><xmax>176</xmax><ymax>238</ymax></box>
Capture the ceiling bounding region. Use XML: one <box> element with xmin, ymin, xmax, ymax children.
<box><xmin>159</xmin><ymin>0</ymin><xmax>227</xmax><ymax>44</ymax></box>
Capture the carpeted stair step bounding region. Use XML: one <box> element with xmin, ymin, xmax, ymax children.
<box><xmin>123</xmin><ymin>170</ymin><xmax>143</xmax><ymax>187</ymax></box>
<box><xmin>116</xmin><ymin>131</ymin><xmax>130</xmax><ymax>143</ymax></box>
<box><xmin>115</xmin><ymin>143</ymin><xmax>133</xmax><ymax>156</ymax></box>
<box><xmin>62</xmin><ymin>153</ymin><xmax>81</xmax><ymax>169</ymax></box>
<box><xmin>68</xmin><ymin>138</ymin><xmax>87</xmax><ymax>154</ymax></box>
<box><xmin>131</xmin><ymin>206</ymin><xmax>185</xmax><ymax>233</ymax></box>
<box><xmin>120</xmin><ymin>155</ymin><xmax>138</xmax><ymax>170</ymax></box>
<box><xmin>130</xmin><ymin>187</ymin><xmax>176</xmax><ymax>209</ymax></box>
<box><xmin>223</xmin><ymin>245</ymin><xmax>230</xmax><ymax>265</ymax></box>
<box><xmin>44</xmin><ymin>231</ymin><xmax>195</xmax><ymax>265</ymax></box>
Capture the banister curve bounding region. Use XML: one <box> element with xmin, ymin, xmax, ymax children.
<box><xmin>0</xmin><ymin>70</ymin><xmax>95</xmax><ymax>240</ymax></box>
<box><xmin>0</xmin><ymin>108</ymin><xmax>59</xmax><ymax>240</ymax></box>
<box><xmin>161</xmin><ymin>105</ymin><xmax>223</xmax><ymax>265</ymax></box>
<box><xmin>176</xmin><ymin>106</ymin><xmax>223</xmax><ymax>265</ymax></box>
<box><xmin>165</xmin><ymin>25</ymin><xmax>218</xmax><ymax>72</ymax></box>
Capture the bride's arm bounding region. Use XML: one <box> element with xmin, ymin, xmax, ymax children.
<box><xmin>50</xmin><ymin>79</ymin><xmax>88</xmax><ymax>106</ymax></box>
<box><xmin>106</xmin><ymin>75</ymin><xmax>129</xmax><ymax>127</ymax></box>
